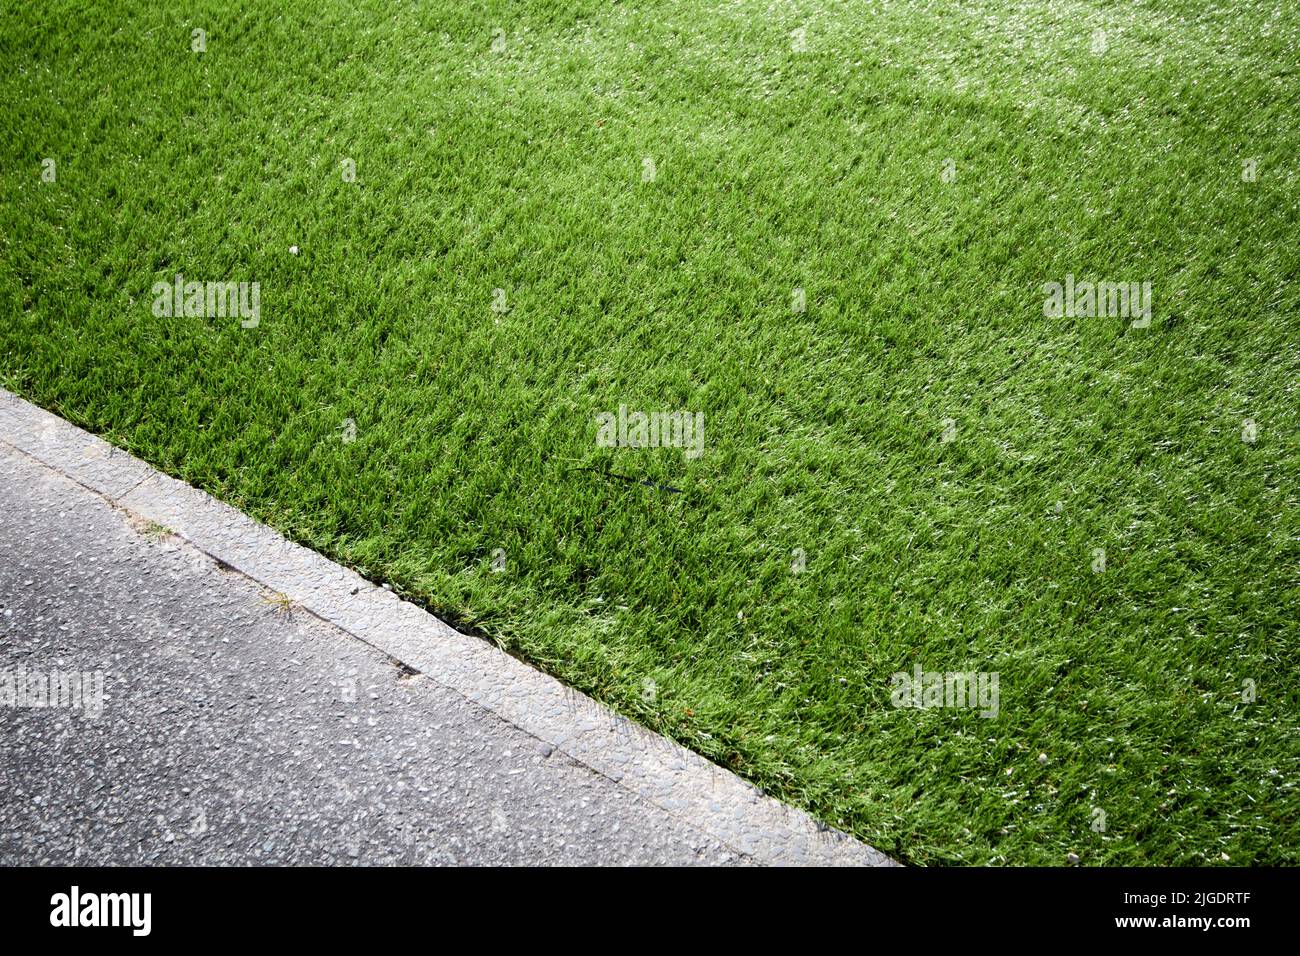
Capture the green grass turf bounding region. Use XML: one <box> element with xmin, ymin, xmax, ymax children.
<box><xmin>2</xmin><ymin>0</ymin><xmax>1297</xmax><ymax>865</ymax></box>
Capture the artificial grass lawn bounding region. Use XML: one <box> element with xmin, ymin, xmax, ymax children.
<box><xmin>2</xmin><ymin>0</ymin><xmax>1297</xmax><ymax>865</ymax></box>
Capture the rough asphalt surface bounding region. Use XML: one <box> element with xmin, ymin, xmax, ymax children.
<box><xmin>0</xmin><ymin>442</ymin><xmax>749</xmax><ymax>865</ymax></box>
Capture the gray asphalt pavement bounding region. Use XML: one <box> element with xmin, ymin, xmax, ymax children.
<box><xmin>0</xmin><ymin>441</ymin><xmax>745</xmax><ymax>865</ymax></box>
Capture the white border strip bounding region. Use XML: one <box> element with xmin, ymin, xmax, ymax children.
<box><xmin>0</xmin><ymin>388</ymin><xmax>895</xmax><ymax>866</ymax></box>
